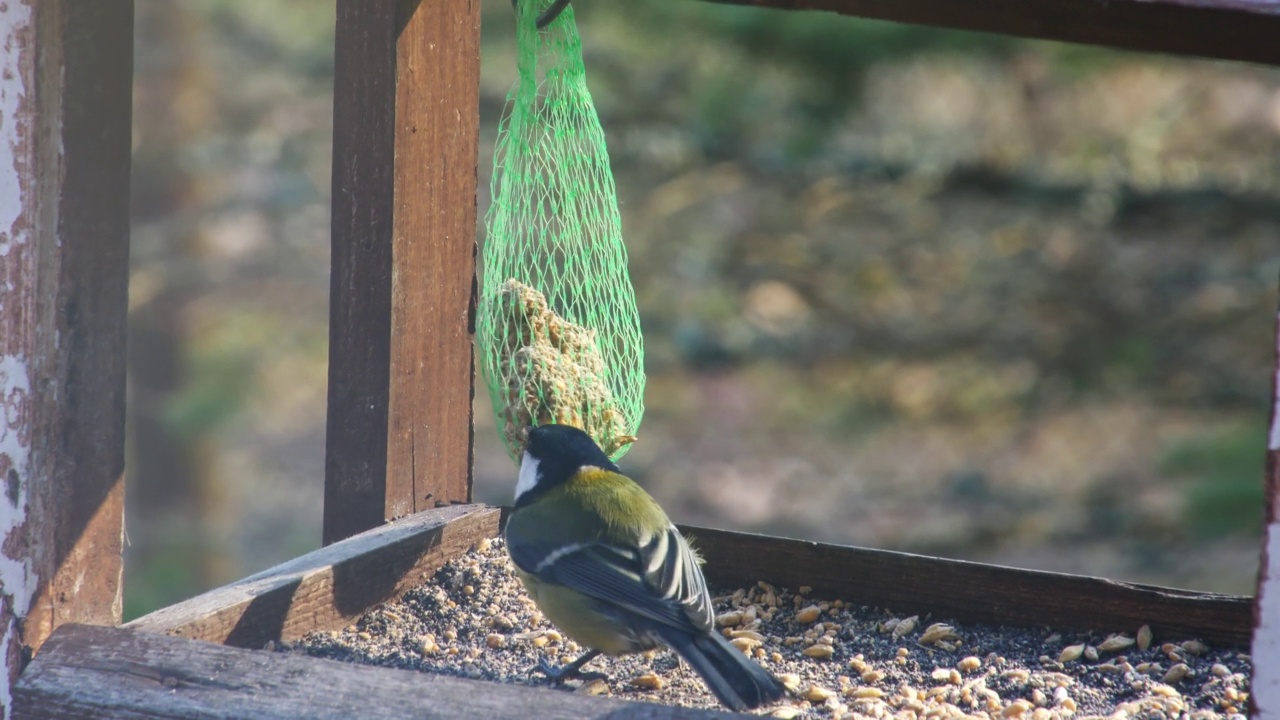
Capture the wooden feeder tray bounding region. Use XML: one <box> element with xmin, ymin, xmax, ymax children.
<box><xmin>15</xmin><ymin>504</ymin><xmax>1251</xmax><ymax>718</ymax></box>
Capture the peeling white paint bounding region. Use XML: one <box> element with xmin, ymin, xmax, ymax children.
<box><xmin>0</xmin><ymin>354</ymin><xmax>33</xmax><ymax>614</ymax></box>
<box><xmin>0</xmin><ymin>354</ymin><xmax>31</xmax><ymax>720</ymax></box>
<box><xmin>0</xmin><ymin>2</ymin><xmax>31</xmax><ymax>262</ymax></box>
<box><xmin>1257</xmin><ymin>529</ymin><xmax>1280</xmax><ymax>719</ymax></box>
<box><xmin>0</xmin><ymin>619</ymin><xmax>14</xmax><ymax>720</ymax></box>
<box><xmin>1255</xmin><ymin>307</ymin><xmax>1280</xmax><ymax>719</ymax></box>
<box><xmin>0</xmin><ymin>4</ymin><xmax>34</xmax><ymax>718</ymax></box>
<box><xmin>1272</xmin><ymin>330</ymin><xmax>1280</xmax><ymax>451</ymax></box>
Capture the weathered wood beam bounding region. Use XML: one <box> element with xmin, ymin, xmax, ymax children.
<box><xmin>14</xmin><ymin>623</ymin><xmax>739</xmax><ymax>720</ymax></box>
<box><xmin>126</xmin><ymin>505</ymin><xmax>500</xmax><ymax>649</ymax></box>
<box><xmin>685</xmin><ymin>526</ymin><xmax>1252</xmax><ymax>646</ymax></box>
<box><xmin>130</xmin><ymin>500</ymin><xmax>1251</xmax><ymax>653</ymax></box>
<box><xmin>326</xmin><ymin>0</ymin><xmax>480</xmax><ymax>546</ymax></box>
<box><xmin>703</xmin><ymin>0</ymin><xmax>1280</xmax><ymax>66</ymax></box>
<box><xmin>0</xmin><ymin>0</ymin><xmax>131</xmax><ymax>712</ymax></box>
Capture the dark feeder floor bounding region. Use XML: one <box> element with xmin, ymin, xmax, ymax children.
<box><xmin>288</xmin><ymin>539</ymin><xmax>1250</xmax><ymax>719</ymax></box>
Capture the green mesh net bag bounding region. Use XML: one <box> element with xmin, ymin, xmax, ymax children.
<box><xmin>476</xmin><ymin>2</ymin><xmax>645</xmax><ymax>464</ymax></box>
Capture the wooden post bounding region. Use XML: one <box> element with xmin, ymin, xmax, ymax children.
<box><xmin>0</xmin><ymin>0</ymin><xmax>132</xmax><ymax>713</ymax></box>
<box><xmin>325</xmin><ymin>0</ymin><xmax>480</xmax><ymax>545</ymax></box>
<box><xmin>1252</xmin><ymin>294</ymin><xmax>1280</xmax><ymax>718</ymax></box>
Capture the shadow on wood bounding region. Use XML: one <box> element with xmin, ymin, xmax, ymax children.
<box><xmin>126</xmin><ymin>504</ymin><xmax>1253</xmax><ymax>651</ymax></box>
<box><xmin>126</xmin><ymin>505</ymin><xmax>501</xmax><ymax>648</ymax></box>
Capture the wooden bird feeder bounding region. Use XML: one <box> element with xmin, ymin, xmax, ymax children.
<box><xmin>2</xmin><ymin>1</ymin><xmax>1278</xmax><ymax>718</ymax></box>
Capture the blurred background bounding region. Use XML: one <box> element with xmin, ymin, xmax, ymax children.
<box><xmin>125</xmin><ymin>0</ymin><xmax>1280</xmax><ymax>619</ymax></box>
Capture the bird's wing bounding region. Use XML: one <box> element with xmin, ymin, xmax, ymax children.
<box><xmin>509</xmin><ymin>524</ymin><xmax>714</xmax><ymax>633</ymax></box>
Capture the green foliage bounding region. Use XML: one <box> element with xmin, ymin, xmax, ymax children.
<box><xmin>1161</xmin><ymin>423</ymin><xmax>1267</xmax><ymax>538</ymax></box>
<box><xmin>164</xmin><ymin>351</ymin><xmax>255</xmax><ymax>440</ymax></box>
<box><xmin>163</xmin><ymin>312</ymin><xmax>297</xmax><ymax>439</ymax></box>
<box><xmin>123</xmin><ymin>540</ymin><xmax>203</xmax><ymax>622</ymax></box>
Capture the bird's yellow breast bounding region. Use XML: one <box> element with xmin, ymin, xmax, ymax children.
<box><xmin>513</xmin><ymin>566</ymin><xmax>640</xmax><ymax>655</ymax></box>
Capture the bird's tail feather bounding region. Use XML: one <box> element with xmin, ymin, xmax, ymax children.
<box><xmin>664</xmin><ymin>629</ymin><xmax>786</xmax><ymax>711</ymax></box>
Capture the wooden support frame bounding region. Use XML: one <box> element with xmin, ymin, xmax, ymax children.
<box><xmin>325</xmin><ymin>0</ymin><xmax>480</xmax><ymax>546</ymax></box>
<box><xmin>14</xmin><ymin>504</ymin><xmax>1252</xmax><ymax>717</ymax></box>
<box><xmin>0</xmin><ymin>0</ymin><xmax>132</xmax><ymax>714</ymax></box>
<box><xmin>707</xmin><ymin>0</ymin><xmax>1280</xmax><ymax>67</ymax></box>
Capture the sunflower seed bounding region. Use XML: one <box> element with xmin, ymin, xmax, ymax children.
<box><xmin>1059</xmin><ymin>644</ymin><xmax>1085</xmax><ymax>663</ymax></box>
<box><xmin>1137</xmin><ymin>624</ymin><xmax>1153</xmax><ymax>651</ymax></box>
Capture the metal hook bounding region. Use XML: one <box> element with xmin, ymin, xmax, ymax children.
<box><xmin>512</xmin><ymin>0</ymin><xmax>572</xmax><ymax>29</ymax></box>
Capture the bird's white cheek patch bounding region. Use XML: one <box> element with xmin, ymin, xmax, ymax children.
<box><xmin>515</xmin><ymin>452</ymin><xmax>540</xmax><ymax>503</ymax></box>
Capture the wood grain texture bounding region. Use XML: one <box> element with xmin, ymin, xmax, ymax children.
<box><xmin>703</xmin><ymin>0</ymin><xmax>1280</xmax><ymax>66</ymax></box>
<box><xmin>326</xmin><ymin>0</ymin><xmax>398</xmax><ymax>546</ymax></box>
<box><xmin>27</xmin><ymin>0</ymin><xmax>133</xmax><ymax>651</ymax></box>
<box><xmin>386</xmin><ymin>0</ymin><xmax>480</xmax><ymax>522</ymax></box>
<box><xmin>13</xmin><ymin>624</ymin><xmax>740</xmax><ymax>720</ymax></box>
<box><xmin>684</xmin><ymin>525</ymin><xmax>1253</xmax><ymax>646</ymax></box>
<box><xmin>0</xmin><ymin>5</ymin><xmax>130</xmax><ymax>709</ymax></box>
<box><xmin>126</xmin><ymin>505</ymin><xmax>500</xmax><ymax>649</ymax></box>
<box><xmin>326</xmin><ymin>0</ymin><xmax>479</xmax><ymax>547</ymax></box>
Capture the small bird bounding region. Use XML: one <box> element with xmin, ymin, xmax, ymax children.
<box><xmin>504</xmin><ymin>424</ymin><xmax>786</xmax><ymax>711</ymax></box>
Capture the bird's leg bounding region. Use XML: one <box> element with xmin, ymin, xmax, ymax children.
<box><xmin>533</xmin><ymin>649</ymin><xmax>606</xmax><ymax>683</ymax></box>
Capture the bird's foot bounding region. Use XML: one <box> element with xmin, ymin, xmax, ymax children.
<box><xmin>533</xmin><ymin>659</ymin><xmax>608</xmax><ymax>684</ymax></box>
<box><xmin>531</xmin><ymin>649</ymin><xmax>606</xmax><ymax>684</ymax></box>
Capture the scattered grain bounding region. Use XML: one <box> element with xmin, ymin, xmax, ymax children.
<box><xmin>796</xmin><ymin>605</ymin><xmax>823</xmax><ymax>624</ymax></box>
<box><xmin>1097</xmin><ymin>635</ymin><xmax>1134</xmax><ymax>653</ymax></box>
<box><xmin>1059</xmin><ymin>644</ymin><xmax>1085</xmax><ymax>663</ymax></box>
<box><xmin>804</xmin><ymin>644</ymin><xmax>835</xmax><ymax>660</ymax></box>
<box><xmin>1136</xmin><ymin>625</ymin><xmax>1153</xmax><ymax>651</ymax></box>
<box><xmin>893</xmin><ymin>616</ymin><xmax>919</xmax><ymax>639</ymax></box>
<box><xmin>292</xmin><ymin>539</ymin><xmax>1251</xmax><ymax>718</ymax></box>
<box><xmin>847</xmin><ymin>687</ymin><xmax>884</xmax><ymax>699</ymax></box>
<box><xmin>631</xmin><ymin>673</ymin><xmax>664</xmax><ymax>690</ymax></box>
<box><xmin>919</xmin><ymin>623</ymin><xmax>960</xmax><ymax>646</ymax></box>
<box><xmin>716</xmin><ymin>610</ymin><xmax>744</xmax><ymax>627</ymax></box>
<box><xmin>804</xmin><ymin>685</ymin><xmax>835</xmax><ymax>702</ymax></box>
<box><xmin>1182</xmin><ymin>640</ymin><xmax>1209</xmax><ymax>656</ymax></box>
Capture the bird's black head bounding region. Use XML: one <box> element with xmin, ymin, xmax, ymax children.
<box><xmin>514</xmin><ymin>424</ymin><xmax>618</xmax><ymax>508</ymax></box>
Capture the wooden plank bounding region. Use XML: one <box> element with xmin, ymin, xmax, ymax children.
<box><xmin>326</xmin><ymin>0</ymin><xmax>397</xmax><ymax>546</ymax></box>
<box><xmin>386</xmin><ymin>0</ymin><xmax>480</xmax><ymax>531</ymax></box>
<box><xmin>685</xmin><ymin>526</ymin><xmax>1253</xmax><ymax>646</ymax></box>
<box><xmin>0</xmin><ymin>0</ymin><xmax>131</xmax><ymax>711</ymax></box>
<box><xmin>325</xmin><ymin>0</ymin><xmax>479</xmax><ymax>547</ymax></box>
<box><xmin>13</xmin><ymin>624</ymin><xmax>739</xmax><ymax>720</ymax></box>
<box><xmin>1251</xmin><ymin>301</ymin><xmax>1280</xmax><ymax>718</ymax></box>
<box><xmin>128</xmin><ymin>499</ymin><xmax>1247</xmax><ymax>652</ymax></box>
<box><xmin>126</xmin><ymin>505</ymin><xmax>500</xmax><ymax>649</ymax></box>
<box><xmin>703</xmin><ymin>0</ymin><xmax>1280</xmax><ymax>67</ymax></box>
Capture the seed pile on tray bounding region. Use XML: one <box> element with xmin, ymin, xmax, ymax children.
<box><xmin>287</xmin><ymin>539</ymin><xmax>1251</xmax><ymax>719</ymax></box>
